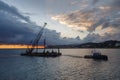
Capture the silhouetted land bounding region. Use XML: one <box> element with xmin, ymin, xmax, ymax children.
<box><xmin>48</xmin><ymin>40</ymin><xmax>120</xmax><ymax>48</ymax></box>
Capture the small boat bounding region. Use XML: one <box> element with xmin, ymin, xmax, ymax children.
<box><xmin>84</xmin><ymin>50</ymin><xmax>108</xmax><ymax>60</ymax></box>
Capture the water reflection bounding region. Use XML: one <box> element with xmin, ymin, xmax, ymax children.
<box><xmin>0</xmin><ymin>49</ymin><xmax>120</xmax><ymax>80</ymax></box>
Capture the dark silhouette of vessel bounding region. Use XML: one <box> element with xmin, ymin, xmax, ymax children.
<box><xmin>21</xmin><ymin>48</ymin><xmax>62</xmax><ymax>57</ymax></box>
<box><xmin>21</xmin><ymin>23</ymin><xmax>62</xmax><ymax>57</ymax></box>
<box><xmin>84</xmin><ymin>50</ymin><xmax>108</xmax><ymax>60</ymax></box>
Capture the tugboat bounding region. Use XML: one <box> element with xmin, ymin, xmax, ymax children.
<box><xmin>84</xmin><ymin>50</ymin><xmax>108</xmax><ymax>60</ymax></box>
<box><xmin>21</xmin><ymin>23</ymin><xmax>62</xmax><ymax>57</ymax></box>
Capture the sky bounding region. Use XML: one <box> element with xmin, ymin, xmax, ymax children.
<box><xmin>0</xmin><ymin>0</ymin><xmax>120</xmax><ymax>45</ymax></box>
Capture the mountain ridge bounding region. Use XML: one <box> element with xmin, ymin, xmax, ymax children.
<box><xmin>48</xmin><ymin>40</ymin><xmax>120</xmax><ymax>48</ymax></box>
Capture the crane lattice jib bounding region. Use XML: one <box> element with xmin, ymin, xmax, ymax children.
<box><xmin>26</xmin><ymin>23</ymin><xmax>47</xmax><ymax>54</ymax></box>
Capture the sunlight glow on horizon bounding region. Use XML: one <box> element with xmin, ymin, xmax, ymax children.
<box><xmin>0</xmin><ymin>44</ymin><xmax>45</xmax><ymax>49</ymax></box>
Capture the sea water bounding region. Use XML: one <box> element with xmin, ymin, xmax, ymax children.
<box><xmin>0</xmin><ymin>49</ymin><xmax>120</xmax><ymax>80</ymax></box>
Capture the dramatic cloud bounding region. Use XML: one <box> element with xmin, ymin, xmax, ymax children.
<box><xmin>52</xmin><ymin>10</ymin><xmax>97</xmax><ymax>31</ymax></box>
<box><xmin>0</xmin><ymin>0</ymin><xmax>119</xmax><ymax>45</ymax></box>
<box><xmin>0</xmin><ymin>11</ymin><xmax>36</xmax><ymax>44</ymax></box>
<box><xmin>111</xmin><ymin>0</ymin><xmax>120</xmax><ymax>8</ymax></box>
<box><xmin>92</xmin><ymin>0</ymin><xmax>99</xmax><ymax>4</ymax></box>
<box><xmin>51</xmin><ymin>0</ymin><xmax>120</xmax><ymax>42</ymax></box>
<box><xmin>0</xmin><ymin>0</ymin><xmax>81</xmax><ymax>45</ymax></box>
<box><xmin>44</xmin><ymin>30</ymin><xmax>81</xmax><ymax>45</ymax></box>
<box><xmin>0</xmin><ymin>0</ymin><xmax>30</xmax><ymax>22</ymax></box>
<box><xmin>51</xmin><ymin>0</ymin><xmax>120</xmax><ymax>32</ymax></box>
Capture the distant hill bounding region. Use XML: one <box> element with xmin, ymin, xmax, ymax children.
<box><xmin>48</xmin><ymin>40</ymin><xmax>120</xmax><ymax>48</ymax></box>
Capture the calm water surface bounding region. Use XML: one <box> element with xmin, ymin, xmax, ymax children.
<box><xmin>0</xmin><ymin>49</ymin><xmax>120</xmax><ymax>80</ymax></box>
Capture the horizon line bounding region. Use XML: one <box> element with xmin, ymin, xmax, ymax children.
<box><xmin>0</xmin><ymin>44</ymin><xmax>45</xmax><ymax>49</ymax></box>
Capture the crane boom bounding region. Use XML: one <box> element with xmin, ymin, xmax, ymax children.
<box><xmin>26</xmin><ymin>23</ymin><xmax>47</xmax><ymax>54</ymax></box>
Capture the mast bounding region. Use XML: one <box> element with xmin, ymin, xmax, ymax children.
<box><xmin>43</xmin><ymin>38</ymin><xmax>46</xmax><ymax>53</ymax></box>
<box><xmin>58</xmin><ymin>48</ymin><xmax>60</xmax><ymax>53</ymax></box>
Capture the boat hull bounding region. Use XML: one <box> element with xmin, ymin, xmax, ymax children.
<box><xmin>21</xmin><ymin>52</ymin><xmax>62</xmax><ymax>57</ymax></box>
<box><xmin>84</xmin><ymin>55</ymin><xmax>108</xmax><ymax>60</ymax></box>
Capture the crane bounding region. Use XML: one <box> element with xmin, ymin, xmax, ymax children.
<box><xmin>26</xmin><ymin>23</ymin><xmax>47</xmax><ymax>54</ymax></box>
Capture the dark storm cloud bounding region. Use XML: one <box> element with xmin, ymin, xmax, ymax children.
<box><xmin>92</xmin><ymin>0</ymin><xmax>99</xmax><ymax>4</ymax></box>
<box><xmin>0</xmin><ymin>0</ymin><xmax>119</xmax><ymax>45</ymax></box>
<box><xmin>0</xmin><ymin>0</ymin><xmax>30</xmax><ymax>22</ymax></box>
<box><xmin>90</xmin><ymin>11</ymin><xmax>120</xmax><ymax>32</ymax></box>
<box><xmin>0</xmin><ymin>11</ymin><xmax>36</xmax><ymax>44</ymax></box>
<box><xmin>0</xmin><ymin>0</ymin><xmax>81</xmax><ymax>45</ymax></box>
<box><xmin>83</xmin><ymin>33</ymin><xmax>101</xmax><ymax>42</ymax></box>
<box><xmin>0</xmin><ymin>0</ymin><xmax>46</xmax><ymax>44</ymax></box>
<box><xmin>89</xmin><ymin>0</ymin><xmax>120</xmax><ymax>31</ymax></box>
<box><xmin>112</xmin><ymin>0</ymin><xmax>120</xmax><ymax>8</ymax></box>
<box><xmin>83</xmin><ymin>32</ymin><xmax>120</xmax><ymax>43</ymax></box>
<box><xmin>43</xmin><ymin>30</ymin><xmax>81</xmax><ymax>45</ymax></box>
<box><xmin>102</xmin><ymin>15</ymin><xmax>120</xmax><ymax>29</ymax></box>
